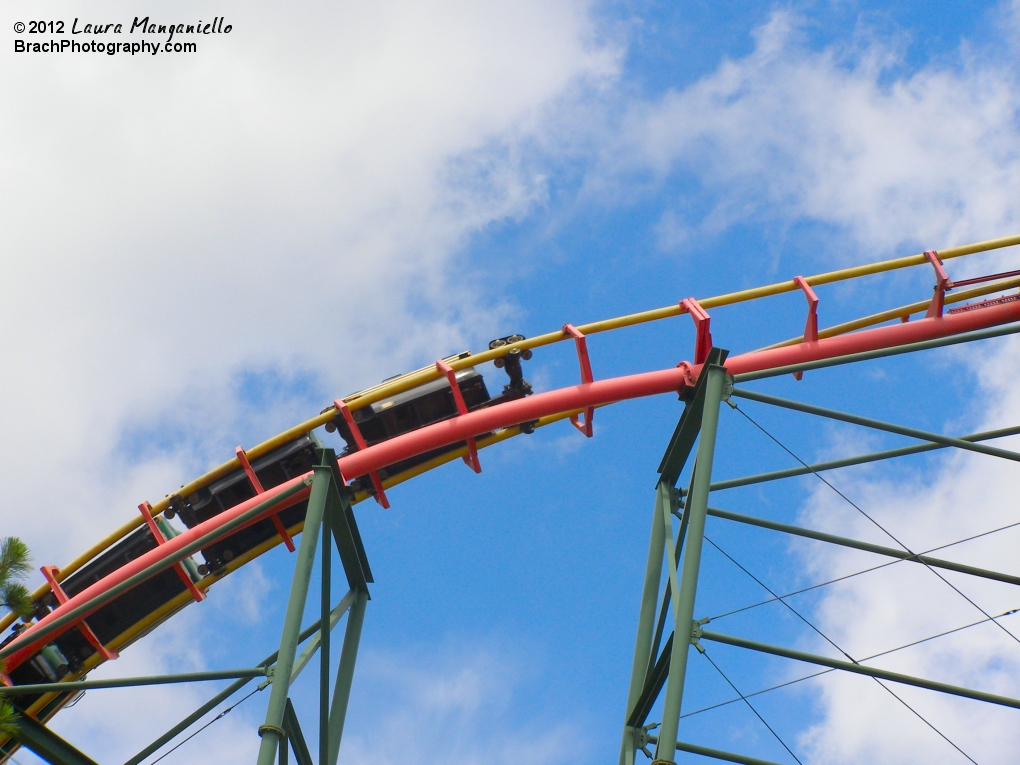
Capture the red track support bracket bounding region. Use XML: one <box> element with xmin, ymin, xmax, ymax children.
<box><xmin>792</xmin><ymin>276</ymin><xmax>819</xmax><ymax>343</ymax></box>
<box><xmin>39</xmin><ymin>566</ymin><xmax>119</xmax><ymax>661</ymax></box>
<box><xmin>792</xmin><ymin>276</ymin><xmax>819</xmax><ymax>380</ymax></box>
<box><xmin>335</xmin><ymin>399</ymin><xmax>391</xmax><ymax>507</ymax></box>
<box><xmin>436</xmin><ymin>360</ymin><xmax>482</xmax><ymax>472</ymax></box>
<box><xmin>924</xmin><ymin>250</ymin><xmax>954</xmax><ymax>318</ymax></box>
<box><xmin>562</xmin><ymin>324</ymin><xmax>594</xmax><ymax>437</ymax></box>
<box><xmin>235</xmin><ymin>447</ymin><xmax>296</xmax><ymax>552</ymax></box>
<box><xmin>138</xmin><ymin>502</ymin><xmax>207</xmax><ymax>602</ymax></box>
<box><xmin>680</xmin><ymin>298</ymin><xmax>713</xmax><ymax>365</ymax></box>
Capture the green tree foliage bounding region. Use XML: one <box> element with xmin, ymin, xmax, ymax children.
<box><xmin>0</xmin><ymin>536</ymin><xmax>32</xmax><ymax>740</ymax></box>
<box><xmin>0</xmin><ymin>701</ymin><xmax>17</xmax><ymax>741</ymax></box>
<box><xmin>0</xmin><ymin>538</ymin><xmax>32</xmax><ymax>619</ymax></box>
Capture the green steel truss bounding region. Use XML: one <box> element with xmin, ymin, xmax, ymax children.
<box><xmin>9</xmin><ymin>334</ymin><xmax>1020</xmax><ymax>765</ymax></box>
<box><xmin>2</xmin><ymin>447</ymin><xmax>371</xmax><ymax>765</ymax></box>
<box><xmin>619</xmin><ymin>347</ymin><xmax>1020</xmax><ymax>765</ymax></box>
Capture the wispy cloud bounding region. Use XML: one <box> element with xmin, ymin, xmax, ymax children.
<box><xmin>615</xmin><ymin>7</ymin><xmax>1020</xmax><ymax>761</ymax></box>
<box><xmin>619</xmin><ymin>8</ymin><xmax>1020</xmax><ymax>262</ymax></box>
<box><xmin>0</xmin><ymin>0</ymin><xmax>617</xmax><ymax>570</ymax></box>
<box><xmin>340</xmin><ymin>640</ymin><xmax>586</xmax><ymax>765</ymax></box>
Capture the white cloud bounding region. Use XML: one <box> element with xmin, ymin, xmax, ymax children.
<box><xmin>794</xmin><ymin>379</ymin><xmax>1020</xmax><ymax>764</ymax></box>
<box><xmin>619</xmin><ymin>7</ymin><xmax>1020</xmax><ymax>762</ymax></box>
<box><xmin>621</xmin><ymin>8</ymin><xmax>1020</xmax><ymax>263</ymax></box>
<box><xmin>339</xmin><ymin>642</ymin><xmax>585</xmax><ymax>765</ymax></box>
<box><xmin>0</xmin><ymin>0</ymin><xmax>617</xmax><ymax>568</ymax></box>
<box><xmin>0</xmin><ymin>1</ymin><xmax>614</xmax><ymax>759</ymax></box>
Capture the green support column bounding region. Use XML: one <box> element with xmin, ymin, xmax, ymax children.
<box><xmin>327</xmin><ymin>589</ymin><xmax>368</xmax><ymax>765</ymax></box>
<box><xmin>618</xmin><ymin>482</ymin><xmax>669</xmax><ymax>765</ymax></box>
<box><xmin>655</xmin><ymin>365</ymin><xmax>727</xmax><ymax>762</ymax></box>
<box><xmin>320</xmin><ymin>494</ymin><xmax>333</xmax><ymax>765</ymax></box>
<box><xmin>256</xmin><ymin>466</ymin><xmax>331</xmax><ymax>765</ymax></box>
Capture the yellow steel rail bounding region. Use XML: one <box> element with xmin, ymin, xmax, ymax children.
<box><xmin>0</xmin><ymin>407</ymin><xmax>583</xmax><ymax>744</ymax></box>
<box><xmin>761</xmin><ymin>274</ymin><xmax>1020</xmax><ymax>350</ymax></box>
<box><xmin>4</xmin><ymin>232</ymin><xmax>1017</xmax><ymax>638</ymax></box>
<box><xmin>147</xmin><ymin>232</ymin><xmax>1020</xmax><ymax>522</ymax></box>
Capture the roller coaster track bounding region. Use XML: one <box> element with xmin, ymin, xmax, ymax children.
<box><xmin>3</xmin><ymin>232</ymin><xmax>1020</xmax><ymax>763</ymax></box>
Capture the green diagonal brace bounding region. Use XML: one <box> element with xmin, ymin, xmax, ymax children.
<box><xmin>256</xmin><ymin>461</ymin><xmax>332</xmax><ymax>765</ymax></box>
<box><xmin>731</xmin><ymin>387</ymin><xmax>1020</xmax><ymax>462</ymax></box>
<box><xmin>124</xmin><ymin>596</ymin><xmax>352</xmax><ymax>765</ymax></box>
<box><xmin>685</xmin><ymin>424</ymin><xmax>1020</xmax><ymax>494</ymax></box>
<box><xmin>707</xmin><ymin>506</ymin><xmax>1020</xmax><ymax>586</ymax></box>
<box><xmin>10</xmin><ymin>714</ymin><xmax>100</xmax><ymax>765</ymax></box>
<box><xmin>327</xmin><ymin>589</ymin><xmax>367</xmax><ymax>765</ymax></box>
<box><xmin>283</xmin><ymin>698</ymin><xmax>313</xmax><ymax>765</ymax></box>
<box><xmin>699</xmin><ymin>628</ymin><xmax>1020</xmax><ymax>709</ymax></box>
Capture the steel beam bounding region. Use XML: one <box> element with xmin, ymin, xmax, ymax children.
<box><xmin>622</xmin><ymin>362</ymin><xmax>721</xmax><ymax>765</ymax></box>
<box><xmin>619</xmin><ymin>484</ymin><xmax>670</xmax><ymax>765</ymax></box>
<box><xmin>657</xmin><ymin>348</ymin><xmax>727</xmax><ymax>487</ymax></box>
<box><xmin>290</xmin><ymin>590</ymin><xmax>353</xmax><ymax>683</ymax></box>
<box><xmin>688</xmin><ymin>424</ymin><xmax>1020</xmax><ymax>494</ymax></box>
<box><xmin>674</xmin><ymin>739</ymin><xmax>784</xmax><ymax>765</ymax></box>
<box><xmin>698</xmin><ymin>629</ymin><xmax>1020</xmax><ymax>709</ymax></box>
<box><xmin>327</xmin><ymin>588</ymin><xmax>367</xmax><ymax>765</ymax></box>
<box><xmin>283</xmin><ymin>698</ymin><xmax>313</xmax><ymax>765</ymax></box>
<box><xmin>655</xmin><ymin>364</ymin><xmax>727</xmax><ymax>761</ymax></box>
<box><xmin>706</xmin><ymin>506</ymin><xmax>1020</xmax><ymax>586</ymax></box>
<box><xmin>644</xmin><ymin>734</ymin><xmax>785</xmax><ymax>765</ymax></box>
<box><xmin>0</xmin><ymin>668</ymin><xmax>268</xmax><ymax>695</ymax></box>
<box><xmin>320</xmin><ymin>492</ymin><xmax>333</xmax><ymax>765</ymax></box>
<box><xmin>124</xmin><ymin>595</ymin><xmax>354</xmax><ymax>765</ymax></box>
<box><xmin>624</xmin><ymin>472</ymin><xmax>701</xmax><ymax>734</ymax></box>
<box><xmin>256</xmin><ymin>465</ymin><xmax>331</xmax><ymax>765</ymax></box>
<box><xmin>9</xmin><ymin>714</ymin><xmax>100</xmax><ymax>765</ymax></box>
<box><xmin>627</xmin><ymin>633</ymin><xmax>673</xmax><ymax>729</ymax></box>
<box><xmin>126</xmin><ymin>674</ymin><xmax>259</xmax><ymax>765</ymax></box>
<box><xmin>731</xmin><ymin>387</ymin><xmax>1020</xmax><ymax>463</ymax></box>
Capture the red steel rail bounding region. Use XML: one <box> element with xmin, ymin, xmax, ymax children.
<box><xmin>337</xmin><ymin>297</ymin><xmax>1020</xmax><ymax>479</ymax></box>
<box><xmin>2</xmin><ymin>479</ymin><xmax>311</xmax><ymax>671</ymax></box>
<box><xmin>5</xmin><ymin>297</ymin><xmax>1019</xmax><ymax>674</ymax></box>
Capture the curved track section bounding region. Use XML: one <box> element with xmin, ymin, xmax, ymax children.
<box><xmin>2</xmin><ymin>234</ymin><xmax>1020</xmax><ymax>756</ymax></box>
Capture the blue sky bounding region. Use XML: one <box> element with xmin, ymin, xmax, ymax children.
<box><xmin>4</xmin><ymin>1</ymin><xmax>1020</xmax><ymax>763</ymax></box>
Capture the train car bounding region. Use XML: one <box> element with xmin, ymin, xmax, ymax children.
<box><xmin>0</xmin><ymin>337</ymin><xmax>531</xmax><ymax>756</ymax></box>
<box><xmin>328</xmin><ymin>338</ymin><xmax>534</xmax><ymax>494</ymax></box>
<box><xmin>1</xmin><ymin>518</ymin><xmax>200</xmax><ymax>715</ymax></box>
<box><xmin>0</xmin><ymin>435</ymin><xmax>322</xmax><ymax>719</ymax></box>
<box><xmin>167</xmin><ymin>434</ymin><xmax>321</xmax><ymax>574</ymax></box>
